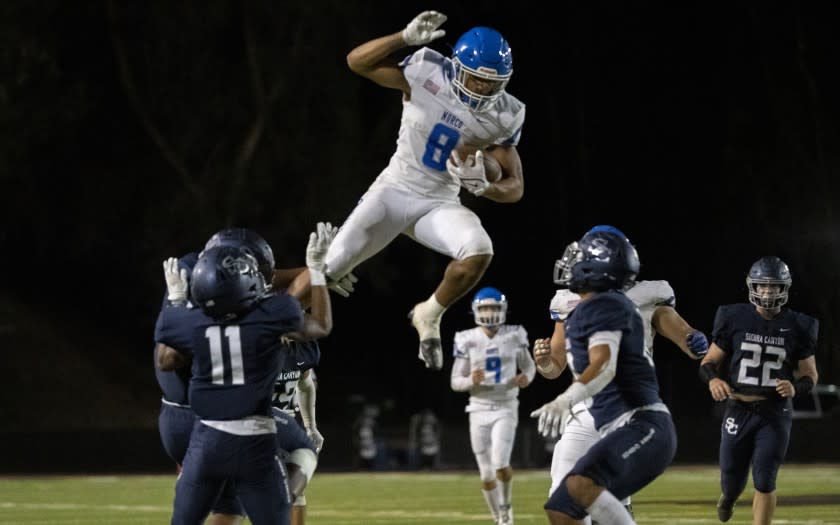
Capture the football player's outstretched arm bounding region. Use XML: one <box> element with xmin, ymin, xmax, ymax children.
<box><xmin>273</xmin><ymin>267</ymin><xmax>307</xmax><ymax>293</ymax></box>
<box><xmin>347</xmin><ymin>11</ymin><xmax>446</xmax><ymax>93</ymax></box>
<box><xmin>652</xmin><ymin>305</ymin><xmax>709</xmax><ymax>359</ymax></box>
<box><xmin>297</xmin><ymin>223</ymin><xmax>333</xmax><ymax>339</ymax></box>
<box><xmin>478</xmin><ymin>146</ymin><xmax>523</xmax><ymax>203</ymax></box>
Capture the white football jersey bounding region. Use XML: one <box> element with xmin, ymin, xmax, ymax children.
<box><xmin>375</xmin><ymin>47</ymin><xmax>526</xmax><ymax>201</ymax></box>
<box><xmin>453</xmin><ymin>324</ymin><xmax>531</xmax><ymax>405</ymax></box>
<box><xmin>625</xmin><ymin>280</ymin><xmax>676</xmax><ymax>358</ymax></box>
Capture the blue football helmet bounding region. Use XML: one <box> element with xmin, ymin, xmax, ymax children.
<box><xmin>204</xmin><ymin>227</ymin><xmax>275</xmax><ymax>283</ymax></box>
<box><xmin>190</xmin><ymin>245</ymin><xmax>268</xmax><ymax>319</ymax></box>
<box><xmin>746</xmin><ymin>256</ymin><xmax>791</xmax><ymax>309</ymax></box>
<box><xmin>554</xmin><ymin>225</ymin><xmax>640</xmax><ymax>293</ymax></box>
<box><xmin>451</xmin><ymin>27</ymin><xmax>513</xmax><ymax>112</ymax></box>
<box><xmin>471</xmin><ymin>286</ymin><xmax>508</xmax><ymax>327</ymax></box>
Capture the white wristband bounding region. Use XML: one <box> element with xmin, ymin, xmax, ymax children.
<box><xmin>309</xmin><ymin>269</ymin><xmax>326</xmax><ymax>287</ymax></box>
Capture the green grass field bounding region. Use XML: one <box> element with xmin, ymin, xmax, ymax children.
<box><xmin>1</xmin><ymin>465</ymin><xmax>838</xmax><ymax>524</ymax></box>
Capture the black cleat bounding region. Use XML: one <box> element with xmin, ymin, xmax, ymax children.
<box><xmin>624</xmin><ymin>503</ymin><xmax>634</xmax><ymax>518</ymax></box>
<box><xmin>717</xmin><ymin>495</ymin><xmax>735</xmax><ymax>522</ymax></box>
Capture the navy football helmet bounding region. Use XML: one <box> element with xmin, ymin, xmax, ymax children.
<box><xmin>554</xmin><ymin>225</ymin><xmax>640</xmax><ymax>293</ymax></box>
<box><xmin>471</xmin><ymin>286</ymin><xmax>508</xmax><ymax>327</ymax></box>
<box><xmin>204</xmin><ymin>227</ymin><xmax>275</xmax><ymax>283</ymax></box>
<box><xmin>746</xmin><ymin>256</ymin><xmax>791</xmax><ymax>309</ymax></box>
<box><xmin>451</xmin><ymin>27</ymin><xmax>513</xmax><ymax>112</ymax></box>
<box><xmin>190</xmin><ymin>245</ymin><xmax>268</xmax><ymax>319</ymax></box>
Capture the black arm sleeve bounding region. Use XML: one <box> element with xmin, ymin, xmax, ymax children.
<box><xmin>699</xmin><ymin>362</ymin><xmax>719</xmax><ymax>385</ymax></box>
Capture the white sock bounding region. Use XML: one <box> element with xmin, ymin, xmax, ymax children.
<box><xmin>586</xmin><ymin>490</ymin><xmax>636</xmax><ymax>525</ymax></box>
<box><xmin>482</xmin><ymin>486</ymin><xmax>501</xmax><ymax>520</ymax></box>
<box><xmin>424</xmin><ymin>294</ymin><xmax>447</xmax><ymax>317</ymax></box>
<box><xmin>621</xmin><ymin>495</ymin><xmax>631</xmax><ymax>506</ymax></box>
<box><xmin>499</xmin><ymin>478</ymin><xmax>512</xmax><ymax>509</ymax></box>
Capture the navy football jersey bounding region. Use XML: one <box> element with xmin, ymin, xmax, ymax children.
<box><xmin>154</xmin><ymin>252</ymin><xmax>199</xmax><ymax>405</ymax></box>
<box><xmin>712</xmin><ymin>303</ymin><xmax>818</xmax><ymax>398</ymax></box>
<box><xmin>565</xmin><ymin>291</ymin><xmax>664</xmax><ymax>429</ymax></box>
<box><xmin>155</xmin><ymin>292</ymin><xmax>303</xmax><ymax>420</ymax></box>
<box><xmin>272</xmin><ymin>340</ymin><xmax>321</xmax><ymax>414</ymax></box>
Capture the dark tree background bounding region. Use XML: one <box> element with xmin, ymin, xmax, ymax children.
<box><xmin>1</xmin><ymin>1</ymin><xmax>838</xmax><ymax>454</ymax></box>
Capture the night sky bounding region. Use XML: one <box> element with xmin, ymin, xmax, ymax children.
<box><xmin>2</xmin><ymin>1</ymin><xmax>838</xmax><ymax>434</ymax></box>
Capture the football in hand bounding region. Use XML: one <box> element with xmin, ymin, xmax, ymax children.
<box><xmin>453</xmin><ymin>145</ymin><xmax>503</xmax><ymax>183</ymax></box>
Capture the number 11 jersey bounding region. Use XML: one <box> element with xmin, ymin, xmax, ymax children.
<box><xmin>155</xmin><ymin>293</ymin><xmax>303</xmax><ymax>421</ymax></box>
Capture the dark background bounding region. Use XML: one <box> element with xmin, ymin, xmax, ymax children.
<box><xmin>2</xmin><ymin>1</ymin><xmax>838</xmax><ymax>470</ymax></box>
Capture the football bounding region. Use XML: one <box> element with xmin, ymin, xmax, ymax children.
<box><xmin>453</xmin><ymin>145</ymin><xmax>503</xmax><ymax>183</ymax></box>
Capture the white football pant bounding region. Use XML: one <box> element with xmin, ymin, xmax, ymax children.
<box><xmin>469</xmin><ymin>406</ymin><xmax>517</xmax><ymax>482</ymax></box>
<box><xmin>325</xmin><ymin>182</ymin><xmax>493</xmax><ymax>279</ymax></box>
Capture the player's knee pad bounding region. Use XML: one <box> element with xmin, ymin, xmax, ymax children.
<box><xmin>292</xmin><ymin>493</ymin><xmax>306</xmax><ymax>507</ymax></box>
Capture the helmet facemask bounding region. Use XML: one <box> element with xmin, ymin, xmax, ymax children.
<box><xmin>452</xmin><ymin>59</ymin><xmax>511</xmax><ymax>112</ymax></box>
<box><xmin>747</xmin><ymin>278</ymin><xmax>790</xmax><ymax>309</ymax></box>
<box><xmin>553</xmin><ymin>241</ymin><xmax>582</xmax><ymax>286</ymax></box>
<box><xmin>472</xmin><ymin>300</ymin><xmax>507</xmax><ymax>327</ymax></box>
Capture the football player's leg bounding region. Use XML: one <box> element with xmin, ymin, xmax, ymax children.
<box><xmin>172</xmin><ymin>425</ymin><xmax>228</xmax><ymax>525</ymax></box>
<box><xmin>750</xmin><ymin>409</ymin><xmax>792</xmax><ymax>525</ymax></box>
<box><xmin>206</xmin><ymin>480</ymin><xmax>245</xmax><ymax>525</ymax></box>
<box><xmin>408</xmin><ymin>203</ymin><xmax>493</xmax><ymax>369</ymax></box>
<box><xmin>491</xmin><ymin>409</ymin><xmax>517</xmax><ymax>524</ymax></box>
<box><xmin>470</xmin><ymin>412</ymin><xmax>501</xmax><ymax>522</ymax></box>
<box><xmin>236</xmin><ymin>437</ymin><xmax>292</xmax><ymax>525</ymax></box>
<box><xmin>549</xmin><ymin>410</ymin><xmax>599</xmax><ymax>496</ymax></box>
<box><xmin>718</xmin><ymin>403</ymin><xmax>755</xmax><ymax>519</ymax></box>
<box><xmin>324</xmin><ymin>185</ymin><xmax>412</xmax><ymax>281</ymax></box>
<box><xmin>548</xmin><ymin>412</ymin><xmax>598</xmax><ymax>525</ymax></box>
<box><xmin>272</xmin><ymin>409</ymin><xmax>318</xmax><ymax>503</ymax></box>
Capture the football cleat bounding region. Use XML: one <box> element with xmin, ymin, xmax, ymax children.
<box><xmin>717</xmin><ymin>495</ymin><xmax>735</xmax><ymax>522</ymax></box>
<box><xmin>409</xmin><ymin>304</ymin><xmax>443</xmax><ymax>370</ymax></box>
<box><xmin>624</xmin><ymin>503</ymin><xmax>634</xmax><ymax>518</ymax></box>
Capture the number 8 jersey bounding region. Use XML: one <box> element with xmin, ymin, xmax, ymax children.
<box><xmin>712</xmin><ymin>303</ymin><xmax>818</xmax><ymax>398</ymax></box>
<box><xmin>376</xmin><ymin>47</ymin><xmax>525</xmax><ymax>201</ymax></box>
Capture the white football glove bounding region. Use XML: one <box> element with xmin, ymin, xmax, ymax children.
<box><xmin>328</xmin><ymin>272</ymin><xmax>359</xmax><ymax>298</ymax></box>
<box><xmin>163</xmin><ymin>257</ymin><xmax>189</xmax><ymax>305</ymax></box>
<box><xmin>306</xmin><ymin>222</ymin><xmax>331</xmax><ymax>286</ymax></box>
<box><xmin>447</xmin><ymin>150</ymin><xmax>490</xmax><ymax>196</ymax></box>
<box><xmin>307</xmin><ymin>427</ymin><xmax>325</xmax><ymax>454</ymax></box>
<box><xmin>550</xmin><ymin>289</ymin><xmax>582</xmax><ymax>321</ymax></box>
<box><xmin>530</xmin><ymin>392</ymin><xmax>574</xmax><ymax>438</ymax></box>
<box><xmin>402</xmin><ymin>11</ymin><xmax>447</xmax><ymax>46</ymax></box>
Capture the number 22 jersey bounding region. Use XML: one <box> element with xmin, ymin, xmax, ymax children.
<box><xmin>712</xmin><ymin>303</ymin><xmax>818</xmax><ymax>398</ymax></box>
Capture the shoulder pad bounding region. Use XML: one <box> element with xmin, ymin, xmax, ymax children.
<box><xmin>626</xmin><ymin>280</ymin><xmax>675</xmax><ymax>309</ymax></box>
